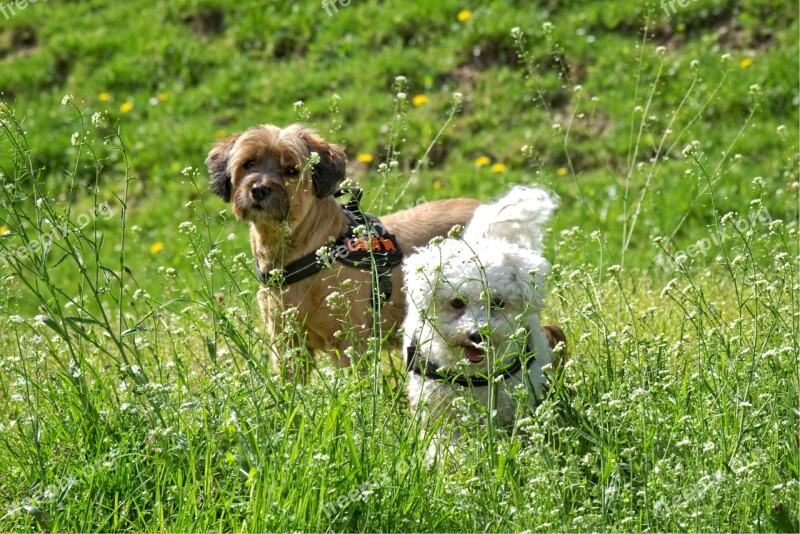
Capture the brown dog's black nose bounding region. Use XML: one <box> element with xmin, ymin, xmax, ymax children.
<box><xmin>468</xmin><ymin>331</ymin><xmax>486</xmax><ymax>345</ymax></box>
<box><xmin>251</xmin><ymin>183</ymin><xmax>269</xmax><ymax>201</ymax></box>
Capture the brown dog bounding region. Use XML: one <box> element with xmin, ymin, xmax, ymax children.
<box><xmin>206</xmin><ymin>123</ymin><xmax>479</xmax><ymax>376</ymax></box>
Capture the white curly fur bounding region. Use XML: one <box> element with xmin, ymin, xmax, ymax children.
<box><xmin>402</xmin><ymin>186</ymin><xmax>559</xmax><ymax>457</ymax></box>
<box><xmin>463</xmin><ymin>185</ymin><xmax>558</xmax><ymax>252</ymax></box>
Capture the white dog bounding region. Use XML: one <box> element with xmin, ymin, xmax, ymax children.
<box><xmin>402</xmin><ymin>186</ymin><xmax>565</xmax><ymax>450</ymax></box>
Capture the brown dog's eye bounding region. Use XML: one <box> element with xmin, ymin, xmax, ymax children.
<box><xmin>243</xmin><ymin>159</ymin><xmax>256</xmax><ymax>171</ymax></box>
<box><xmin>492</xmin><ymin>298</ymin><xmax>505</xmax><ymax>310</ymax></box>
<box><xmin>284</xmin><ymin>166</ymin><xmax>300</xmax><ymax>176</ymax></box>
<box><xmin>450</xmin><ymin>297</ymin><xmax>466</xmax><ymax>309</ymax></box>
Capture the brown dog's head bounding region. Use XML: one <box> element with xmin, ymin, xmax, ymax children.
<box><xmin>205</xmin><ymin>124</ymin><xmax>346</xmax><ymax>225</ymax></box>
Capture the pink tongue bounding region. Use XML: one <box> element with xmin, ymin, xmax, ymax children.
<box><xmin>463</xmin><ymin>346</ymin><xmax>485</xmax><ymax>362</ymax></box>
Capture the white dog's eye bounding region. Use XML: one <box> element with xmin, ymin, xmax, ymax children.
<box><xmin>284</xmin><ymin>165</ymin><xmax>300</xmax><ymax>176</ymax></box>
<box><xmin>243</xmin><ymin>158</ymin><xmax>256</xmax><ymax>171</ymax></box>
<box><xmin>492</xmin><ymin>298</ymin><xmax>505</xmax><ymax>310</ymax></box>
<box><xmin>449</xmin><ymin>297</ymin><xmax>466</xmax><ymax>309</ymax></box>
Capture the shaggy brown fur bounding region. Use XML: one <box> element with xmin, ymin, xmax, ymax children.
<box><xmin>206</xmin><ymin>123</ymin><xmax>480</xmax><ymax>377</ymax></box>
<box><xmin>542</xmin><ymin>324</ymin><xmax>568</xmax><ymax>373</ymax></box>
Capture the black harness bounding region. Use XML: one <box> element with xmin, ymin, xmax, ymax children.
<box><xmin>255</xmin><ymin>188</ymin><xmax>404</xmax><ymax>308</ymax></box>
<box><xmin>405</xmin><ymin>337</ymin><xmax>532</xmax><ymax>388</ymax></box>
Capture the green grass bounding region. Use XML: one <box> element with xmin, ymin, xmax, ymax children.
<box><xmin>0</xmin><ymin>0</ymin><xmax>798</xmax><ymax>531</ymax></box>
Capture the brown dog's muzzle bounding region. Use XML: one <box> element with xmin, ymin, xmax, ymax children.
<box><xmin>250</xmin><ymin>183</ymin><xmax>271</xmax><ymax>202</ymax></box>
<box><xmin>235</xmin><ymin>176</ymin><xmax>290</xmax><ymax>222</ymax></box>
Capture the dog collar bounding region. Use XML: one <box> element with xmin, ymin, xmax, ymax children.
<box><xmin>255</xmin><ymin>188</ymin><xmax>404</xmax><ymax>306</ymax></box>
<box><xmin>405</xmin><ymin>337</ymin><xmax>531</xmax><ymax>387</ymax></box>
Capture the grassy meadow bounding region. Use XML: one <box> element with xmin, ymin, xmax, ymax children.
<box><xmin>0</xmin><ymin>0</ymin><xmax>798</xmax><ymax>531</ymax></box>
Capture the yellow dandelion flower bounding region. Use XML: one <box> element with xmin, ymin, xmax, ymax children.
<box><xmin>739</xmin><ymin>57</ymin><xmax>753</xmax><ymax>68</ymax></box>
<box><xmin>0</xmin><ymin>225</ymin><xmax>10</xmax><ymax>235</ymax></box>
<box><xmin>120</xmin><ymin>102</ymin><xmax>134</xmax><ymax>113</ymax></box>
<box><xmin>98</xmin><ymin>92</ymin><xmax>110</xmax><ymax>102</ymax></box>
<box><xmin>474</xmin><ymin>156</ymin><xmax>491</xmax><ymax>167</ymax></box>
<box><xmin>412</xmin><ymin>94</ymin><xmax>428</xmax><ymax>106</ymax></box>
<box><xmin>556</xmin><ymin>167</ymin><xmax>569</xmax><ymax>176</ymax></box>
<box><xmin>432</xmin><ymin>180</ymin><xmax>442</xmax><ymax>190</ymax></box>
<box><xmin>490</xmin><ymin>162</ymin><xmax>507</xmax><ymax>173</ymax></box>
<box><xmin>158</xmin><ymin>93</ymin><xmax>169</xmax><ymax>101</ymax></box>
<box><xmin>457</xmin><ymin>9</ymin><xmax>472</xmax><ymax>22</ymax></box>
<box><xmin>357</xmin><ymin>153</ymin><xmax>374</xmax><ymax>163</ymax></box>
<box><xmin>149</xmin><ymin>242</ymin><xmax>164</xmax><ymax>254</ymax></box>
<box><xmin>215</xmin><ymin>129</ymin><xmax>228</xmax><ymax>138</ymax></box>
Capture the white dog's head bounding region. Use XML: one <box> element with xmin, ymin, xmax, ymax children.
<box><xmin>403</xmin><ymin>186</ymin><xmax>558</xmax><ymax>380</ymax></box>
<box><xmin>403</xmin><ymin>237</ymin><xmax>550</xmax><ymax>378</ymax></box>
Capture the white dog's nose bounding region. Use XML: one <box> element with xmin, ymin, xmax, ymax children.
<box><xmin>468</xmin><ymin>331</ymin><xmax>486</xmax><ymax>345</ymax></box>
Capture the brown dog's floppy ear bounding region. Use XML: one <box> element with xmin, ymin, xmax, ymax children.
<box><xmin>205</xmin><ymin>134</ymin><xmax>241</xmax><ymax>202</ymax></box>
<box><xmin>300</xmin><ymin>129</ymin><xmax>346</xmax><ymax>198</ymax></box>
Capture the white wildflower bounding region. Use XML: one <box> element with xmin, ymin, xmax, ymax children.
<box><xmin>178</xmin><ymin>221</ymin><xmax>197</xmax><ymax>234</ymax></box>
<box><xmin>69</xmin><ymin>360</ymin><xmax>83</xmax><ymax>378</ymax></box>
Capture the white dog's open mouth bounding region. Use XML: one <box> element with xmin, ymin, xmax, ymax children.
<box><xmin>460</xmin><ymin>345</ymin><xmax>486</xmax><ymax>363</ymax></box>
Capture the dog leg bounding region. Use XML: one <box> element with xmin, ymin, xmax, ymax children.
<box><xmin>267</xmin><ymin>336</ymin><xmax>315</xmax><ymax>382</ymax></box>
<box><xmin>259</xmin><ymin>290</ymin><xmax>316</xmax><ymax>382</ymax></box>
<box><xmin>408</xmin><ymin>375</ymin><xmax>464</xmax><ymax>462</ymax></box>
